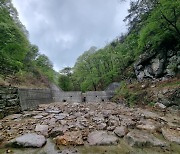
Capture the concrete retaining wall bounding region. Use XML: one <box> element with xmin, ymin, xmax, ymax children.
<box><xmin>85</xmin><ymin>91</ymin><xmax>114</xmax><ymax>102</ymax></box>
<box><xmin>18</xmin><ymin>89</ymin><xmax>53</xmax><ymax>111</ymax></box>
<box><xmin>0</xmin><ymin>83</ymin><xmax>117</xmax><ymax>118</ymax></box>
<box><xmin>54</xmin><ymin>91</ymin><xmax>82</xmax><ymax>103</ymax></box>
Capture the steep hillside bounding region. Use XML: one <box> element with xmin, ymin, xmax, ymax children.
<box><xmin>0</xmin><ymin>0</ymin><xmax>58</xmax><ymax>88</ymax></box>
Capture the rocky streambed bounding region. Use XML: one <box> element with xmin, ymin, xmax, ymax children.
<box><xmin>0</xmin><ymin>102</ymin><xmax>180</xmax><ymax>154</ymax></box>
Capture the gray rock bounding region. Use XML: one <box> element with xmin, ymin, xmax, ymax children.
<box><xmin>162</xmin><ymin>128</ymin><xmax>180</xmax><ymax>144</ymax></box>
<box><xmin>107</xmin><ymin>126</ymin><xmax>116</xmax><ymax>131</ymax></box>
<box><xmin>139</xmin><ymin>110</ymin><xmax>159</xmax><ymax>120</ymax></box>
<box><xmin>97</xmin><ymin>123</ymin><xmax>107</xmax><ymax>130</ymax></box>
<box><xmin>87</xmin><ymin>131</ymin><xmax>118</xmax><ymax>145</ymax></box>
<box><xmin>92</xmin><ymin>115</ymin><xmax>105</xmax><ymax>124</ymax></box>
<box><xmin>114</xmin><ymin>126</ymin><xmax>128</xmax><ymax>137</ymax></box>
<box><xmin>136</xmin><ymin>119</ymin><xmax>161</xmax><ymax>132</ymax></box>
<box><xmin>160</xmin><ymin>98</ymin><xmax>171</xmax><ymax>107</ymax></box>
<box><xmin>155</xmin><ymin>103</ymin><xmax>166</xmax><ymax>109</ymax></box>
<box><xmin>35</xmin><ymin>124</ymin><xmax>49</xmax><ymax>136</ymax></box>
<box><xmin>108</xmin><ymin>115</ymin><xmax>119</xmax><ymax>126</ymax></box>
<box><xmin>151</xmin><ymin>58</ymin><xmax>164</xmax><ymax>77</ymax></box>
<box><xmin>33</xmin><ymin>115</ymin><xmax>44</xmax><ymax>119</ymax></box>
<box><xmin>55</xmin><ymin>113</ymin><xmax>69</xmax><ymax>120</ymax></box>
<box><xmin>45</xmin><ymin>109</ymin><xmax>61</xmax><ymax>114</ymax></box>
<box><xmin>137</xmin><ymin>71</ymin><xmax>145</xmax><ymax>80</ymax></box>
<box><xmin>124</xmin><ymin>129</ymin><xmax>167</xmax><ymax>148</ymax></box>
<box><xmin>49</xmin><ymin>127</ymin><xmax>66</xmax><ymax>138</ymax></box>
<box><xmin>7</xmin><ymin>133</ymin><xmax>46</xmax><ymax>148</ymax></box>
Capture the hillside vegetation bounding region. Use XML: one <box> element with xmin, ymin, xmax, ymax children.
<box><xmin>58</xmin><ymin>0</ymin><xmax>180</xmax><ymax>92</ymax></box>
<box><xmin>0</xmin><ymin>0</ymin><xmax>58</xmax><ymax>88</ymax></box>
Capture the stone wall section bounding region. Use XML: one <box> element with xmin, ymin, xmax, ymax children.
<box><xmin>0</xmin><ymin>86</ymin><xmax>21</xmax><ymax>119</ymax></box>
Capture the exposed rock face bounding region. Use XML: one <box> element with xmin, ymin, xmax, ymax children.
<box><xmin>7</xmin><ymin>133</ymin><xmax>46</xmax><ymax>148</ymax></box>
<box><xmin>124</xmin><ymin>130</ymin><xmax>167</xmax><ymax>148</ymax></box>
<box><xmin>55</xmin><ymin>131</ymin><xmax>84</xmax><ymax>146</ymax></box>
<box><xmin>134</xmin><ymin>50</ymin><xmax>180</xmax><ymax>80</ymax></box>
<box><xmin>87</xmin><ymin>131</ymin><xmax>118</xmax><ymax>145</ymax></box>
<box><xmin>154</xmin><ymin>88</ymin><xmax>180</xmax><ymax>108</ymax></box>
<box><xmin>114</xmin><ymin>126</ymin><xmax>128</xmax><ymax>137</ymax></box>
<box><xmin>162</xmin><ymin>128</ymin><xmax>180</xmax><ymax>144</ymax></box>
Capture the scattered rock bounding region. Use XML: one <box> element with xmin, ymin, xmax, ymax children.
<box><xmin>55</xmin><ymin>131</ymin><xmax>84</xmax><ymax>146</ymax></box>
<box><xmin>136</xmin><ymin>119</ymin><xmax>161</xmax><ymax>132</ymax></box>
<box><xmin>35</xmin><ymin>124</ymin><xmax>49</xmax><ymax>136</ymax></box>
<box><xmin>87</xmin><ymin>131</ymin><xmax>118</xmax><ymax>145</ymax></box>
<box><xmin>140</xmin><ymin>110</ymin><xmax>159</xmax><ymax>120</ymax></box>
<box><xmin>4</xmin><ymin>114</ymin><xmax>22</xmax><ymax>120</ymax></box>
<box><xmin>97</xmin><ymin>123</ymin><xmax>107</xmax><ymax>130</ymax></box>
<box><xmin>55</xmin><ymin>113</ymin><xmax>69</xmax><ymax>120</ymax></box>
<box><xmin>33</xmin><ymin>115</ymin><xmax>44</xmax><ymax>119</ymax></box>
<box><xmin>114</xmin><ymin>126</ymin><xmax>128</xmax><ymax>137</ymax></box>
<box><xmin>7</xmin><ymin>133</ymin><xmax>46</xmax><ymax>148</ymax></box>
<box><xmin>124</xmin><ymin>129</ymin><xmax>167</xmax><ymax>148</ymax></box>
<box><xmin>92</xmin><ymin>115</ymin><xmax>104</xmax><ymax>124</ymax></box>
<box><xmin>155</xmin><ymin>103</ymin><xmax>166</xmax><ymax>109</ymax></box>
<box><xmin>45</xmin><ymin>109</ymin><xmax>61</xmax><ymax>114</ymax></box>
<box><xmin>162</xmin><ymin>128</ymin><xmax>180</xmax><ymax>144</ymax></box>
<box><xmin>107</xmin><ymin>126</ymin><xmax>116</xmax><ymax>131</ymax></box>
<box><xmin>49</xmin><ymin>126</ymin><xmax>66</xmax><ymax>138</ymax></box>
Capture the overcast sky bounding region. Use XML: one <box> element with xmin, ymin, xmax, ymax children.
<box><xmin>12</xmin><ymin>0</ymin><xmax>130</xmax><ymax>71</ymax></box>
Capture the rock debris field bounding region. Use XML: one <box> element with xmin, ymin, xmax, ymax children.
<box><xmin>0</xmin><ymin>102</ymin><xmax>180</xmax><ymax>154</ymax></box>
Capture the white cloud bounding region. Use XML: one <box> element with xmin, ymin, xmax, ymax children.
<box><xmin>12</xmin><ymin>0</ymin><xmax>130</xmax><ymax>71</ymax></box>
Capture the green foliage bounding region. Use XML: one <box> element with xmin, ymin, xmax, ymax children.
<box><xmin>0</xmin><ymin>1</ymin><xmax>57</xmax><ymax>86</ymax></box>
<box><xmin>0</xmin><ymin>7</ymin><xmax>29</xmax><ymax>74</ymax></box>
<box><xmin>138</xmin><ymin>0</ymin><xmax>180</xmax><ymax>51</ymax></box>
<box><xmin>115</xmin><ymin>81</ymin><xmax>137</xmax><ymax>107</ymax></box>
<box><xmin>149</xmin><ymin>101</ymin><xmax>155</xmax><ymax>107</ymax></box>
<box><xmin>58</xmin><ymin>74</ymin><xmax>73</xmax><ymax>91</ymax></box>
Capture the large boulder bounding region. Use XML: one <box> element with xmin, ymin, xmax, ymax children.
<box><xmin>87</xmin><ymin>131</ymin><xmax>118</xmax><ymax>145</ymax></box>
<box><xmin>7</xmin><ymin>133</ymin><xmax>46</xmax><ymax>148</ymax></box>
<box><xmin>124</xmin><ymin>129</ymin><xmax>167</xmax><ymax>148</ymax></box>
<box><xmin>114</xmin><ymin>126</ymin><xmax>128</xmax><ymax>137</ymax></box>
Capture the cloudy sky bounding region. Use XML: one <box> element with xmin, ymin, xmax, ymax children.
<box><xmin>12</xmin><ymin>0</ymin><xmax>130</xmax><ymax>71</ymax></box>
